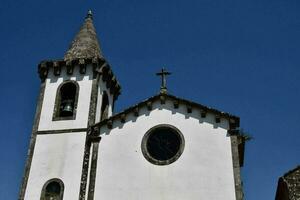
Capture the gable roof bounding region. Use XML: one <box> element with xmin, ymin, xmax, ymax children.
<box><xmin>93</xmin><ymin>93</ymin><xmax>240</xmax><ymax>130</ymax></box>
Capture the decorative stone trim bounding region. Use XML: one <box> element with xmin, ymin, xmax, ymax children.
<box><xmin>228</xmin><ymin>129</ymin><xmax>245</xmax><ymax>200</ymax></box>
<box><xmin>105</xmin><ymin>80</ymin><xmax>111</xmax><ymax>89</ymax></box>
<box><xmin>200</xmin><ymin>110</ymin><xmax>207</xmax><ymax>118</ymax></box>
<box><xmin>146</xmin><ymin>101</ymin><xmax>152</xmax><ymax>110</ymax></box>
<box><xmin>78</xmin><ymin>76</ymin><xmax>99</xmax><ymax>200</ymax></box>
<box><xmin>37</xmin><ymin>128</ymin><xmax>87</xmax><ymax>135</ymax></box>
<box><xmin>52</xmin><ymin>80</ymin><xmax>80</xmax><ymax>121</ymax></box>
<box><xmin>87</xmin><ymin>79</ymin><xmax>99</xmax><ymax>127</ymax></box>
<box><xmin>101</xmin><ymin>66</ymin><xmax>110</xmax><ymax>82</ymax></box>
<box><xmin>66</xmin><ymin>62</ymin><xmax>74</xmax><ymax>75</ymax></box>
<box><xmin>91</xmin><ymin>93</ymin><xmax>240</xmax><ymax>135</ymax></box>
<box><xmin>141</xmin><ymin>124</ymin><xmax>185</xmax><ymax>166</ymax></box>
<box><xmin>187</xmin><ymin>105</ymin><xmax>192</xmax><ymax>113</ymax></box>
<box><xmin>107</xmin><ymin>120</ymin><xmax>113</xmax><ymax>129</ymax></box>
<box><xmin>120</xmin><ymin>114</ymin><xmax>126</xmax><ymax>123</ymax></box>
<box><xmin>87</xmin><ymin>139</ymin><xmax>101</xmax><ymax>200</ymax></box>
<box><xmin>92</xmin><ymin>57</ymin><xmax>98</xmax><ymax>66</ymax></box>
<box><xmin>215</xmin><ymin>115</ymin><xmax>221</xmax><ymax>123</ymax></box>
<box><xmin>37</xmin><ymin>57</ymin><xmax>121</xmax><ymax>100</ymax></box>
<box><xmin>38</xmin><ymin>63</ymin><xmax>48</xmax><ymax>81</ymax></box>
<box><xmin>78</xmin><ymin>141</ymin><xmax>91</xmax><ymax>200</ymax></box>
<box><xmin>173</xmin><ymin>100</ymin><xmax>179</xmax><ymax>108</ymax></box>
<box><xmin>133</xmin><ymin>107</ymin><xmax>139</xmax><ymax>117</ymax></box>
<box><xmin>79</xmin><ymin>65</ymin><xmax>86</xmax><ymax>74</ymax></box>
<box><xmin>65</xmin><ymin>60</ymin><xmax>72</xmax><ymax>67</ymax></box>
<box><xmin>40</xmin><ymin>178</ymin><xmax>64</xmax><ymax>200</ymax></box>
<box><xmin>96</xmin><ymin>62</ymin><xmax>108</xmax><ymax>74</ymax></box>
<box><xmin>160</xmin><ymin>95</ymin><xmax>166</xmax><ymax>104</ymax></box>
<box><xmin>79</xmin><ymin>58</ymin><xmax>85</xmax><ymax>65</ymax></box>
<box><xmin>53</xmin><ymin>62</ymin><xmax>61</xmax><ymax>76</ymax></box>
<box><xmin>229</xmin><ymin>119</ymin><xmax>235</xmax><ymax>128</ymax></box>
<box><xmin>19</xmin><ymin>82</ymin><xmax>46</xmax><ymax>200</ymax></box>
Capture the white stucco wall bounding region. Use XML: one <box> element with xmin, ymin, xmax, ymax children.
<box><xmin>25</xmin><ymin>65</ymin><xmax>119</xmax><ymax>199</ymax></box>
<box><xmin>94</xmin><ymin>100</ymin><xmax>236</xmax><ymax>200</ymax></box>
<box><xmin>38</xmin><ymin>65</ymin><xmax>94</xmax><ymax>131</ymax></box>
<box><xmin>24</xmin><ymin>132</ymin><xmax>86</xmax><ymax>200</ymax></box>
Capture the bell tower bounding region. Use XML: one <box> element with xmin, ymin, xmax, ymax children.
<box><xmin>19</xmin><ymin>11</ymin><xmax>121</xmax><ymax>200</ymax></box>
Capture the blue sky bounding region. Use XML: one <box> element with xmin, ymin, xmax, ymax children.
<box><xmin>0</xmin><ymin>0</ymin><xmax>300</xmax><ymax>199</ymax></box>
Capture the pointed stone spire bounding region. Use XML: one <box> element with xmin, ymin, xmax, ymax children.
<box><xmin>64</xmin><ymin>10</ymin><xmax>103</xmax><ymax>61</ymax></box>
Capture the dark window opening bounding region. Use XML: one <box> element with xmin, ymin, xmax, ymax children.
<box><xmin>141</xmin><ymin>125</ymin><xmax>185</xmax><ymax>165</ymax></box>
<box><xmin>59</xmin><ymin>82</ymin><xmax>76</xmax><ymax>117</ymax></box>
<box><xmin>100</xmin><ymin>91</ymin><xmax>109</xmax><ymax>121</ymax></box>
<box><xmin>41</xmin><ymin>179</ymin><xmax>64</xmax><ymax>200</ymax></box>
<box><xmin>146</xmin><ymin>127</ymin><xmax>181</xmax><ymax>161</ymax></box>
<box><xmin>53</xmin><ymin>81</ymin><xmax>79</xmax><ymax>121</ymax></box>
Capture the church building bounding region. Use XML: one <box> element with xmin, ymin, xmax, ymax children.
<box><xmin>19</xmin><ymin>11</ymin><xmax>246</xmax><ymax>200</ymax></box>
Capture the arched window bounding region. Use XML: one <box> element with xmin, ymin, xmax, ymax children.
<box><xmin>53</xmin><ymin>81</ymin><xmax>79</xmax><ymax>120</ymax></box>
<box><xmin>40</xmin><ymin>179</ymin><xmax>64</xmax><ymax>200</ymax></box>
<box><xmin>100</xmin><ymin>91</ymin><xmax>109</xmax><ymax>121</ymax></box>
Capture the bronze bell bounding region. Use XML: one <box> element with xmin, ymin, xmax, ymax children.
<box><xmin>60</xmin><ymin>99</ymin><xmax>74</xmax><ymax>116</ymax></box>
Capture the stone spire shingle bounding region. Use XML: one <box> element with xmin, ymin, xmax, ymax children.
<box><xmin>64</xmin><ymin>10</ymin><xmax>102</xmax><ymax>61</ymax></box>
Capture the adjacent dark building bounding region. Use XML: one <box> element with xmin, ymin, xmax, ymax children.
<box><xmin>275</xmin><ymin>166</ymin><xmax>300</xmax><ymax>200</ymax></box>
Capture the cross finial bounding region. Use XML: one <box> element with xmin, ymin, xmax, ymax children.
<box><xmin>156</xmin><ymin>68</ymin><xmax>172</xmax><ymax>93</ymax></box>
<box><xmin>86</xmin><ymin>10</ymin><xmax>93</xmax><ymax>19</ymax></box>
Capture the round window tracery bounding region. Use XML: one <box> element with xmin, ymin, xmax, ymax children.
<box><xmin>141</xmin><ymin>125</ymin><xmax>185</xmax><ymax>165</ymax></box>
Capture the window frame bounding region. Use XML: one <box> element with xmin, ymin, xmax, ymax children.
<box><xmin>141</xmin><ymin>124</ymin><xmax>185</xmax><ymax>166</ymax></box>
<box><xmin>40</xmin><ymin>178</ymin><xmax>64</xmax><ymax>200</ymax></box>
<box><xmin>100</xmin><ymin>91</ymin><xmax>109</xmax><ymax>121</ymax></box>
<box><xmin>52</xmin><ymin>80</ymin><xmax>79</xmax><ymax>121</ymax></box>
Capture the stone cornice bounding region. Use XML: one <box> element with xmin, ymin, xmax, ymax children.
<box><xmin>38</xmin><ymin>57</ymin><xmax>121</xmax><ymax>100</ymax></box>
<box><xmin>90</xmin><ymin>93</ymin><xmax>240</xmax><ymax>136</ymax></box>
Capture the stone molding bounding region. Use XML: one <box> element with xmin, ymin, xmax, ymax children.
<box><xmin>91</xmin><ymin>93</ymin><xmax>240</xmax><ymax>133</ymax></box>
<box><xmin>40</xmin><ymin>178</ymin><xmax>64</xmax><ymax>200</ymax></box>
<box><xmin>141</xmin><ymin>124</ymin><xmax>185</xmax><ymax>166</ymax></box>
<box><xmin>19</xmin><ymin>82</ymin><xmax>46</xmax><ymax>200</ymax></box>
<box><xmin>228</xmin><ymin>129</ymin><xmax>246</xmax><ymax>200</ymax></box>
<box><xmin>38</xmin><ymin>57</ymin><xmax>121</xmax><ymax>100</ymax></box>
<box><xmin>52</xmin><ymin>80</ymin><xmax>80</xmax><ymax>121</ymax></box>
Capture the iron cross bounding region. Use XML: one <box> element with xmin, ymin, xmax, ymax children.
<box><xmin>156</xmin><ymin>68</ymin><xmax>171</xmax><ymax>93</ymax></box>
